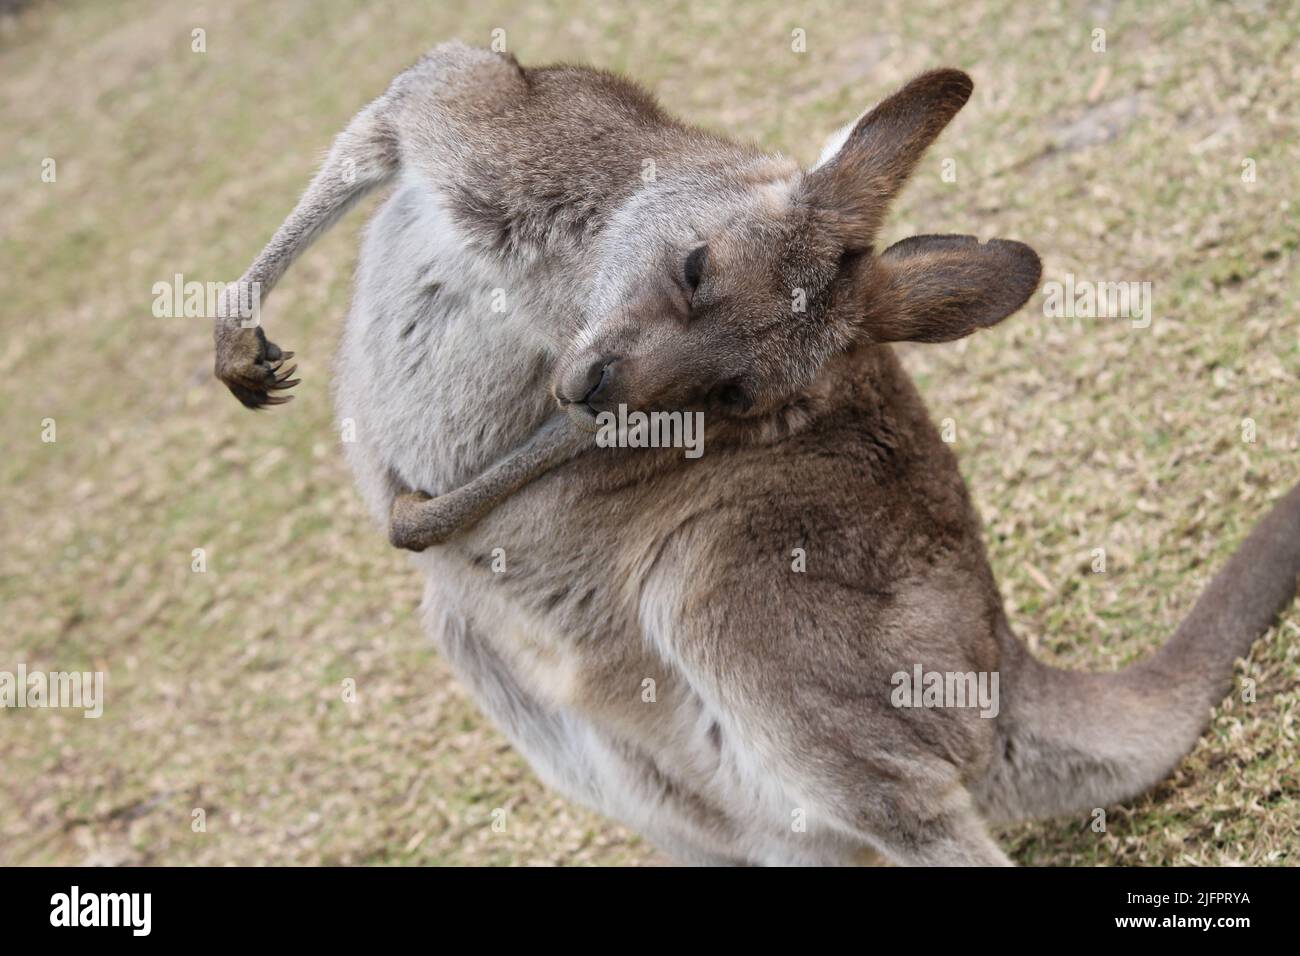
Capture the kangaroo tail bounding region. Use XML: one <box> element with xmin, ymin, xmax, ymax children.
<box><xmin>976</xmin><ymin>481</ymin><xmax>1300</xmax><ymax>822</ymax></box>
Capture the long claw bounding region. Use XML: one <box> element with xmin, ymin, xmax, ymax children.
<box><xmin>219</xmin><ymin>334</ymin><xmax>298</xmax><ymax>411</ymax></box>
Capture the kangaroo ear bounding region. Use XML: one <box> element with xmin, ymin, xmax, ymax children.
<box><xmin>862</xmin><ymin>234</ymin><xmax>1041</xmax><ymax>344</ymax></box>
<box><xmin>802</xmin><ymin>69</ymin><xmax>973</xmax><ymax>246</ymax></box>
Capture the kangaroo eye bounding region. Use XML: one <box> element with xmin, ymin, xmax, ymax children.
<box><xmin>711</xmin><ymin>381</ymin><xmax>751</xmax><ymax>412</ymax></box>
<box><xmin>683</xmin><ymin>244</ymin><xmax>708</xmax><ymax>292</ymax></box>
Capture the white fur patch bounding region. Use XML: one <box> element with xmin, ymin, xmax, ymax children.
<box><xmin>812</xmin><ymin>110</ymin><xmax>869</xmax><ymax>170</ymax></box>
<box><xmin>754</xmin><ymin>175</ymin><xmax>798</xmax><ymax>210</ymax></box>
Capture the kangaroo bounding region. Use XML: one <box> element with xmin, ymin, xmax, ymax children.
<box><xmin>214</xmin><ymin>43</ymin><xmax>1300</xmax><ymax>865</ymax></box>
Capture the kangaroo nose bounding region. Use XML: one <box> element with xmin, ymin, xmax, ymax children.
<box><xmin>580</xmin><ymin>357</ymin><xmax>619</xmax><ymax>408</ymax></box>
<box><xmin>557</xmin><ymin>355</ymin><xmax>623</xmax><ymax>420</ymax></box>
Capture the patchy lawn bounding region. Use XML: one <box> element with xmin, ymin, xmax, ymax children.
<box><xmin>1</xmin><ymin>0</ymin><xmax>1296</xmax><ymax>865</ymax></box>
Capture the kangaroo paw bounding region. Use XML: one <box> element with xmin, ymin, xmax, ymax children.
<box><xmin>215</xmin><ymin>325</ymin><xmax>299</xmax><ymax>410</ymax></box>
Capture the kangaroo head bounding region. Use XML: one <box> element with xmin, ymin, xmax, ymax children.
<box><xmin>554</xmin><ymin>69</ymin><xmax>1041</xmax><ymax>430</ymax></box>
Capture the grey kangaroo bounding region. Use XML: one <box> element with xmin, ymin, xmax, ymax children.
<box><xmin>214</xmin><ymin>43</ymin><xmax>1300</xmax><ymax>865</ymax></box>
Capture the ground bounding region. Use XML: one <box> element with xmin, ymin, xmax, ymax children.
<box><xmin>1</xmin><ymin>0</ymin><xmax>1297</xmax><ymax>866</ymax></box>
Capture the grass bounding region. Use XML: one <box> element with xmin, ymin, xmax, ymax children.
<box><xmin>1</xmin><ymin>0</ymin><xmax>1297</xmax><ymax>866</ymax></box>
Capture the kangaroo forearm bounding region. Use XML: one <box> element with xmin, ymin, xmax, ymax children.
<box><xmin>388</xmin><ymin>417</ymin><xmax>590</xmax><ymax>551</ymax></box>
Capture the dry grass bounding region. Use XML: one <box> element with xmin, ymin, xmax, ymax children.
<box><xmin>1</xmin><ymin>0</ymin><xmax>1296</xmax><ymax>866</ymax></box>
